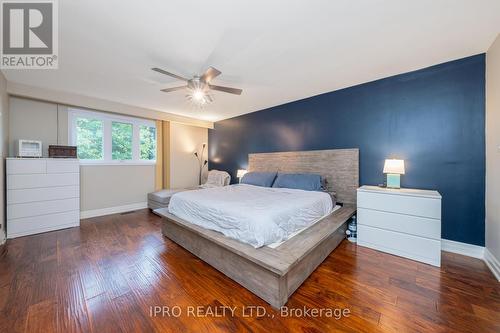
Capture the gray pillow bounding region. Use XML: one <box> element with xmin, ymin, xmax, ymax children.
<box><xmin>240</xmin><ymin>172</ymin><xmax>277</xmax><ymax>187</ymax></box>
<box><xmin>272</xmin><ymin>173</ymin><xmax>322</xmax><ymax>191</ymax></box>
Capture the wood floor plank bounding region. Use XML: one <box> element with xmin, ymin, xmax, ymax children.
<box><xmin>111</xmin><ymin>292</ymin><xmax>156</xmax><ymax>333</ymax></box>
<box><xmin>56</xmin><ymin>269</ymin><xmax>91</xmax><ymax>333</ymax></box>
<box><xmin>0</xmin><ymin>209</ymin><xmax>498</xmax><ymax>333</ymax></box>
<box><xmin>31</xmin><ymin>259</ymin><xmax>58</xmax><ymax>305</ymax></box>
<box><xmin>86</xmin><ymin>292</ymin><xmax>124</xmax><ymax>333</ymax></box>
<box><xmin>1</xmin><ymin>262</ymin><xmax>35</xmax><ymax>332</ymax></box>
<box><xmin>24</xmin><ymin>300</ymin><xmax>58</xmax><ymax>333</ymax></box>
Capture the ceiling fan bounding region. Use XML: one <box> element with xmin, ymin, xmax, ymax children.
<box><xmin>152</xmin><ymin>66</ymin><xmax>242</xmax><ymax>106</ymax></box>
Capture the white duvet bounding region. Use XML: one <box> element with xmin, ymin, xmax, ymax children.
<box><xmin>168</xmin><ymin>184</ymin><xmax>333</xmax><ymax>248</ymax></box>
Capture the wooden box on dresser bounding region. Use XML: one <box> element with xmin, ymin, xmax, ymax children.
<box><xmin>357</xmin><ymin>185</ymin><xmax>442</xmax><ymax>267</ymax></box>
<box><xmin>6</xmin><ymin>158</ymin><xmax>80</xmax><ymax>238</ymax></box>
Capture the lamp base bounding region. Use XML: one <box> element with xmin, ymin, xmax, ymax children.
<box><xmin>386</xmin><ymin>174</ymin><xmax>401</xmax><ymax>189</ymax></box>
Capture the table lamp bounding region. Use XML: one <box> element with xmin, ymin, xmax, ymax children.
<box><xmin>236</xmin><ymin>169</ymin><xmax>248</xmax><ymax>182</ymax></box>
<box><xmin>383</xmin><ymin>159</ymin><xmax>405</xmax><ymax>189</ymax></box>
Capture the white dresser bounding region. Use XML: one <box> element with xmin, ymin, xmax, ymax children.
<box><xmin>357</xmin><ymin>185</ymin><xmax>442</xmax><ymax>266</ymax></box>
<box><xmin>7</xmin><ymin>158</ymin><xmax>80</xmax><ymax>238</ymax></box>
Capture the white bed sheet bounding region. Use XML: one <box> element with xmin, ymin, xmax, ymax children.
<box><xmin>267</xmin><ymin>204</ymin><xmax>341</xmax><ymax>249</ymax></box>
<box><xmin>168</xmin><ymin>184</ymin><xmax>333</xmax><ymax>248</ymax></box>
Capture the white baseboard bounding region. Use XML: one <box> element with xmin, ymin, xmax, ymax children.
<box><xmin>441</xmin><ymin>238</ymin><xmax>485</xmax><ymax>259</ymax></box>
<box><xmin>484</xmin><ymin>248</ymin><xmax>500</xmax><ymax>281</ymax></box>
<box><xmin>438</xmin><ymin>240</ymin><xmax>500</xmax><ymax>280</ymax></box>
<box><xmin>80</xmin><ymin>202</ymin><xmax>148</xmax><ymax>219</ymax></box>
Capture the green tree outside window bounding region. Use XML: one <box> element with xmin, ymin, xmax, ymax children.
<box><xmin>112</xmin><ymin>122</ymin><xmax>133</xmax><ymax>160</ymax></box>
<box><xmin>140</xmin><ymin>126</ymin><xmax>156</xmax><ymax>160</ymax></box>
<box><xmin>76</xmin><ymin>117</ymin><xmax>103</xmax><ymax>160</ymax></box>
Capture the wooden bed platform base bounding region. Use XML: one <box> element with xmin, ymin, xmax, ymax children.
<box><xmin>159</xmin><ymin>204</ymin><xmax>356</xmax><ymax>308</ymax></box>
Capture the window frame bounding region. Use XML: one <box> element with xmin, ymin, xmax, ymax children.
<box><xmin>68</xmin><ymin>108</ymin><xmax>157</xmax><ymax>166</ymax></box>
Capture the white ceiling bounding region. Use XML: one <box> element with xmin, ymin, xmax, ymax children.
<box><xmin>3</xmin><ymin>0</ymin><xmax>500</xmax><ymax>122</ymax></box>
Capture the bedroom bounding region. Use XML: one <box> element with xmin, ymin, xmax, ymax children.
<box><xmin>0</xmin><ymin>0</ymin><xmax>499</xmax><ymax>332</ymax></box>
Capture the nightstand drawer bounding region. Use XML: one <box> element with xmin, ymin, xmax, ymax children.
<box><xmin>358</xmin><ymin>208</ymin><xmax>440</xmax><ymax>239</ymax></box>
<box><xmin>358</xmin><ymin>225</ymin><xmax>441</xmax><ymax>266</ymax></box>
<box><xmin>357</xmin><ymin>191</ymin><xmax>440</xmax><ymax>219</ymax></box>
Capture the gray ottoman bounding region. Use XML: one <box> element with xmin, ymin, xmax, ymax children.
<box><xmin>148</xmin><ymin>189</ymin><xmax>185</xmax><ymax>210</ymax></box>
<box><xmin>148</xmin><ymin>187</ymin><xmax>199</xmax><ymax>211</ymax></box>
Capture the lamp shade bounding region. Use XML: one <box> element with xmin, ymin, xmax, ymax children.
<box><xmin>383</xmin><ymin>159</ymin><xmax>405</xmax><ymax>175</ymax></box>
<box><xmin>236</xmin><ymin>169</ymin><xmax>248</xmax><ymax>178</ymax></box>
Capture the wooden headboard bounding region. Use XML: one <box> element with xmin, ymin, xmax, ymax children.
<box><xmin>248</xmin><ymin>148</ymin><xmax>359</xmax><ymax>204</ymax></box>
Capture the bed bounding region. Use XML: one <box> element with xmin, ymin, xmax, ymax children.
<box><xmin>167</xmin><ymin>184</ymin><xmax>335</xmax><ymax>248</ymax></box>
<box><xmin>157</xmin><ymin>148</ymin><xmax>359</xmax><ymax>308</ymax></box>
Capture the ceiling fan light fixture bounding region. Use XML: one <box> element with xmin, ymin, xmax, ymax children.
<box><xmin>193</xmin><ymin>89</ymin><xmax>205</xmax><ymax>101</ymax></box>
<box><xmin>187</xmin><ymin>89</ymin><xmax>212</xmax><ymax>106</ymax></box>
<box><xmin>153</xmin><ymin>66</ymin><xmax>241</xmax><ymax>107</ymax></box>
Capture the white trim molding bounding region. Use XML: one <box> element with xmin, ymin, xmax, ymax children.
<box><xmin>80</xmin><ymin>202</ymin><xmax>148</xmax><ymax>219</ymax></box>
<box><xmin>6</xmin><ymin>81</ymin><xmax>213</xmax><ymax>128</ymax></box>
<box><xmin>441</xmin><ymin>238</ymin><xmax>485</xmax><ymax>259</ymax></box>
<box><xmin>484</xmin><ymin>248</ymin><xmax>500</xmax><ymax>281</ymax></box>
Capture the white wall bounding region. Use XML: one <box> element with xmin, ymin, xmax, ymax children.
<box><xmin>80</xmin><ymin>165</ymin><xmax>154</xmax><ymax>211</ymax></box>
<box><xmin>170</xmin><ymin>122</ymin><xmax>208</xmax><ymax>188</ymax></box>
<box><xmin>0</xmin><ymin>73</ymin><xmax>8</xmax><ymax>244</ymax></box>
<box><xmin>486</xmin><ymin>34</ymin><xmax>500</xmax><ymax>268</ymax></box>
<box><xmin>8</xmin><ymin>97</ymin><xmax>155</xmax><ymax>213</ymax></box>
<box><xmin>9</xmin><ymin>97</ymin><xmax>58</xmax><ymax>157</ymax></box>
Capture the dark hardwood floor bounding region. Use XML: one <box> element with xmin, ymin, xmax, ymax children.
<box><xmin>0</xmin><ymin>209</ymin><xmax>498</xmax><ymax>333</ymax></box>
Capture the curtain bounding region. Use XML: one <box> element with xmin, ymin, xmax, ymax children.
<box><xmin>155</xmin><ymin>120</ymin><xmax>170</xmax><ymax>190</ymax></box>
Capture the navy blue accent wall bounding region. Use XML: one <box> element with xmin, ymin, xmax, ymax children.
<box><xmin>208</xmin><ymin>54</ymin><xmax>485</xmax><ymax>246</ymax></box>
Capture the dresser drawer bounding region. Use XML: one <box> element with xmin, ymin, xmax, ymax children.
<box><xmin>7</xmin><ymin>198</ymin><xmax>79</xmax><ymax>220</ymax></box>
<box><xmin>7</xmin><ymin>210</ymin><xmax>80</xmax><ymax>238</ymax></box>
<box><xmin>358</xmin><ymin>208</ymin><xmax>440</xmax><ymax>239</ymax></box>
<box><xmin>357</xmin><ymin>191</ymin><xmax>440</xmax><ymax>219</ymax></box>
<box><xmin>46</xmin><ymin>159</ymin><xmax>79</xmax><ymax>173</ymax></box>
<box><xmin>7</xmin><ymin>173</ymin><xmax>79</xmax><ymax>189</ymax></box>
<box><xmin>358</xmin><ymin>224</ymin><xmax>441</xmax><ymax>266</ymax></box>
<box><xmin>7</xmin><ymin>186</ymin><xmax>80</xmax><ymax>204</ymax></box>
<box><xmin>7</xmin><ymin>159</ymin><xmax>46</xmax><ymax>175</ymax></box>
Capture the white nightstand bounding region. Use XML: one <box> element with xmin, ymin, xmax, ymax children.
<box><xmin>357</xmin><ymin>185</ymin><xmax>442</xmax><ymax>266</ymax></box>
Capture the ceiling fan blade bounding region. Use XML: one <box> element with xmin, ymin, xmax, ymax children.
<box><xmin>200</xmin><ymin>67</ymin><xmax>222</xmax><ymax>83</ymax></box>
<box><xmin>152</xmin><ymin>68</ymin><xmax>189</xmax><ymax>82</ymax></box>
<box><xmin>209</xmin><ymin>84</ymin><xmax>242</xmax><ymax>95</ymax></box>
<box><xmin>160</xmin><ymin>85</ymin><xmax>187</xmax><ymax>93</ymax></box>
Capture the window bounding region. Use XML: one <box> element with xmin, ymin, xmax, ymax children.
<box><xmin>112</xmin><ymin>122</ymin><xmax>133</xmax><ymax>160</ymax></box>
<box><xmin>75</xmin><ymin>117</ymin><xmax>103</xmax><ymax>160</ymax></box>
<box><xmin>68</xmin><ymin>108</ymin><xmax>156</xmax><ymax>165</ymax></box>
<box><xmin>140</xmin><ymin>125</ymin><xmax>156</xmax><ymax>161</ymax></box>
